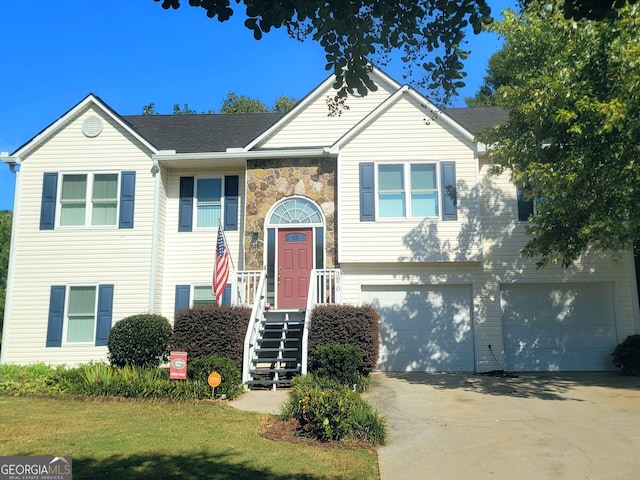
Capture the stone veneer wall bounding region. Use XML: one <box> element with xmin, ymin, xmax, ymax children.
<box><xmin>245</xmin><ymin>157</ymin><xmax>336</xmax><ymax>270</ymax></box>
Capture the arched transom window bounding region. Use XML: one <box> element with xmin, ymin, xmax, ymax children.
<box><xmin>269</xmin><ymin>198</ymin><xmax>322</xmax><ymax>224</ymax></box>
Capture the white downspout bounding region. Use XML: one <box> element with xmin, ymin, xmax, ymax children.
<box><xmin>148</xmin><ymin>160</ymin><xmax>161</xmax><ymax>313</ymax></box>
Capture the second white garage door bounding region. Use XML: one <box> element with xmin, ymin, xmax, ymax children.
<box><xmin>361</xmin><ymin>284</ymin><xmax>474</xmax><ymax>372</ymax></box>
<box><xmin>501</xmin><ymin>283</ymin><xmax>619</xmax><ymax>371</ymax></box>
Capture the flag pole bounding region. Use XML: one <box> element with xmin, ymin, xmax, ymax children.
<box><xmin>218</xmin><ymin>220</ymin><xmax>236</xmax><ymax>272</ymax></box>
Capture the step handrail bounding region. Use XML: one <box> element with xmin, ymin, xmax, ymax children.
<box><xmin>301</xmin><ymin>273</ymin><xmax>315</xmax><ymax>375</ymax></box>
<box><xmin>242</xmin><ymin>270</ymin><xmax>267</xmax><ymax>387</ymax></box>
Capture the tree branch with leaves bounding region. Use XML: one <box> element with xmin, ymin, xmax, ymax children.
<box><xmin>476</xmin><ymin>1</ymin><xmax>640</xmax><ymax>267</ymax></box>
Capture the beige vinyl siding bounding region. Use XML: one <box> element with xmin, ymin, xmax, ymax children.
<box><xmin>259</xmin><ymin>77</ymin><xmax>398</xmax><ymax>149</ymax></box>
<box><xmin>2</xmin><ymin>107</ymin><xmax>155</xmax><ymax>365</ymax></box>
<box><xmin>337</xmin><ymin>158</ymin><xmax>639</xmax><ymax>372</ymax></box>
<box><xmin>152</xmin><ymin>168</ymin><xmax>169</xmax><ymax>313</ymax></box>
<box><xmin>159</xmin><ymin>170</ymin><xmax>245</xmax><ymax>322</ymax></box>
<box><xmin>476</xmin><ymin>158</ymin><xmax>639</xmax><ymax>360</ymax></box>
<box><xmin>337</xmin><ymin>93</ymin><xmax>482</xmax><ymax>263</ymax></box>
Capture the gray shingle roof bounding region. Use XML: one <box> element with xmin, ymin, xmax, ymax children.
<box><xmin>446</xmin><ymin>107</ymin><xmax>508</xmax><ymax>134</ymax></box>
<box><xmin>122</xmin><ymin>113</ymin><xmax>284</xmax><ymax>153</ymax></box>
<box><xmin>120</xmin><ymin>107</ymin><xmax>507</xmax><ymax>153</ymax></box>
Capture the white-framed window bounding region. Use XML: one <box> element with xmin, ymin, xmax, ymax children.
<box><xmin>59</xmin><ymin>173</ymin><xmax>119</xmax><ymax>227</ymax></box>
<box><xmin>378</xmin><ymin>163</ymin><xmax>439</xmax><ymax>218</ymax></box>
<box><xmin>63</xmin><ymin>285</ymin><xmax>98</xmax><ymax>344</ymax></box>
<box><xmin>193</xmin><ymin>285</ymin><xmax>216</xmax><ymax>306</ymax></box>
<box><xmin>195</xmin><ymin>177</ymin><xmax>222</xmax><ymax>228</ymax></box>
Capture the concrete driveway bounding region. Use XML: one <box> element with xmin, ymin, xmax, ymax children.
<box><xmin>364</xmin><ymin>372</ymin><xmax>640</xmax><ymax>480</ymax></box>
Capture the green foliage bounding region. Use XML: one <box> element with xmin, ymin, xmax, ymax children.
<box><xmin>612</xmin><ymin>334</ymin><xmax>640</xmax><ymax>376</ymax></box>
<box><xmin>187</xmin><ymin>355</ymin><xmax>243</xmax><ymax>399</ymax></box>
<box><xmin>107</xmin><ymin>314</ymin><xmax>172</xmax><ymax>368</ymax></box>
<box><xmin>281</xmin><ymin>374</ymin><xmax>386</xmax><ymax>444</ymax></box>
<box><xmin>309</xmin><ymin>305</ymin><xmax>379</xmax><ymax>374</ymax></box>
<box><xmin>476</xmin><ymin>1</ymin><xmax>640</xmax><ymax>267</ymax></box>
<box><xmin>272</xmin><ymin>95</ymin><xmax>298</xmax><ymax>113</ymax></box>
<box><xmin>220</xmin><ymin>92</ymin><xmax>268</xmax><ymax>113</ymax></box>
<box><xmin>0</xmin><ymin>363</ymin><xmax>67</xmax><ymax>395</ymax></box>
<box><xmin>310</xmin><ymin>343</ymin><xmax>366</xmax><ymax>389</ymax></box>
<box><xmin>0</xmin><ymin>210</ymin><xmax>11</xmax><ymax>334</ymax></box>
<box><xmin>0</xmin><ymin>363</ymin><xmax>238</xmax><ymax>401</ymax></box>
<box><xmin>141</xmin><ymin>92</ymin><xmax>297</xmax><ymax>115</ymax></box>
<box><xmin>172</xmin><ymin>103</ymin><xmax>198</xmax><ymax>114</ymax></box>
<box><xmin>171</xmin><ymin>304</ymin><xmax>250</xmax><ymax>371</ymax></box>
<box><xmin>155</xmin><ymin>0</ymin><xmax>495</xmax><ymax>104</ymax></box>
<box><xmin>142</xmin><ymin>103</ymin><xmax>157</xmax><ymax>115</ymax></box>
<box><xmin>64</xmin><ymin>363</ymin><xmax>210</xmax><ymax>400</ymax></box>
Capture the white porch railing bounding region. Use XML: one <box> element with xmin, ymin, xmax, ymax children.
<box><xmin>241</xmin><ymin>271</ymin><xmax>267</xmax><ymax>387</ymax></box>
<box><xmin>301</xmin><ymin>269</ymin><xmax>342</xmax><ymax>374</ymax></box>
<box><xmin>234</xmin><ymin>270</ymin><xmax>263</xmax><ymax>307</ymax></box>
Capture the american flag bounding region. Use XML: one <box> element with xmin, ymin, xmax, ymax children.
<box><xmin>213</xmin><ymin>226</ymin><xmax>229</xmax><ymax>304</ymax></box>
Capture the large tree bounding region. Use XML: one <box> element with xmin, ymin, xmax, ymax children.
<box><xmin>475</xmin><ymin>1</ymin><xmax>640</xmax><ymax>267</ymax></box>
<box><xmin>156</xmin><ymin>0</ymin><xmax>494</xmax><ymax>104</ymax></box>
<box><xmin>155</xmin><ymin>1</ymin><xmax>637</xmax><ymax>103</ymax></box>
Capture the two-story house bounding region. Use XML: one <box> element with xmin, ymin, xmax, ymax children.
<box><xmin>2</xmin><ymin>67</ymin><xmax>638</xmax><ymax>384</ymax></box>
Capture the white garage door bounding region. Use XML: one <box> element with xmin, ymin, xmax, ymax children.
<box><xmin>501</xmin><ymin>283</ymin><xmax>619</xmax><ymax>371</ymax></box>
<box><xmin>362</xmin><ymin>285</ymin><xmax>474</xmax><ymax>372</ymax></box>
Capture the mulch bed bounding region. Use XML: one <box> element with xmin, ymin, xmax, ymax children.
<box><xmin>257</xmin><ymin>415</ymin><xmax>378</xmax><ymax>452</ymax></box>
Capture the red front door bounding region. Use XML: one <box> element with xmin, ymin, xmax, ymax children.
<box><xmin>277</xmin><ymin>228</ymin><xmax>313</xmax><ymax>309</ymax></box>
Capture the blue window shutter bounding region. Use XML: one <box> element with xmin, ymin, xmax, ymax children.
<box><xmin>359</xmin><ymin>163</ymin><xmax>375</xmax><ymax>221</ymax></box>
<box><xmin>175</xmin><ymin>285</ymin><xmax>190</xmax><ymax>313</ymax></box>
<box><xmin>440</xmin><ymin>162</ymin><xmax>458</xmax><ymax>221</ymax></box>
<box><xmin>517</xmin><ymin>186</ymin><xmax>534</xmax><ymax>221</ymax></box>
<box><xmin>95</xmin><ymin>284</ymin><xmax>114</xmax><ymax>346</ymax></box>
<box><xmin>224</xmin><ymin>175</ymin><xmax>239</xmax><ymax>231</ymax></box>
<box><xmin>119</xmin><ymin>171</ymin><xmax>136</xmax><ymax>229</ymax></box>
<box><xmin>178</xmin><ymin>177</ymin><xmax>194</xmax><ymax>232</ymax></box>
<box><xmin>40</xmin><ymin>173</ymin><xmax>58</xmax><ymax>230</ymax></box>
<box><xmin>221</xmin><ymin>284</ymin><xmax>232</xmax><ymax>305</ymax></box>
<box><xmin>46</xmin><ymin>286</ymin><xmax>66</xmax><ymax>347</ymax></box>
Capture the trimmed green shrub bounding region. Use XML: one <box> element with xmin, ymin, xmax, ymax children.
<box><xmin>171</xmin><ymin>305</ymin><xmax>251</xmax><ymax>371</ymax></box>
<box><xmin>612</xmin><ymin>334</ymin><xmax>640</xmax><ymax>375</ymax></box>
<box><xmin>281</xmin><ymin>374</ymin><xmax>386</xmax><ymax>445</ymax></box>
<box><xmin>310</xmin><ymin>342</ymin><xmax>364</xmax><ymax>387</ymax></box>
<box><xmin>188</xmin><ymin>355</ymin><xmax>243</xmax><ymax>399</ymax></box>
<box><xmin>309</xmin><ymin>305</ymin><xmax>380</xmax><ymax>374</ymax></box>
<box><xmin>108</xmin><ymin>314</ymin><xmax>172</xmax><ymax>368</ymax></box>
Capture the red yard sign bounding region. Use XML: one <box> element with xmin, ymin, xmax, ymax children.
<box><xmin>170</xmin><ymin>351</ymin><xmax>187</xmax><ymax>380</ymax></box>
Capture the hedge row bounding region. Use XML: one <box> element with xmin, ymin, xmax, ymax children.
<box><xmin>171</xmin><ymin>305</ymin><xmax>251</xmax><ymax>371</ymax></box>
<box><xmin>308</xmin><ymin>305</ymin><xmax>380</xmax><ymax>374</ymax></box>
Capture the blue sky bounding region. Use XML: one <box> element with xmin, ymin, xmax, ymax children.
<box><xmin>0</xmin><ymin>0</ymin><xmax>516</xmax><ymax>212</ymax></box>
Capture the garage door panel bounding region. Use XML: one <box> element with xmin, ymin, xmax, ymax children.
<box><xmin>501</xmin><ymin>283</ymin><xmax>618</xmax><ymax>371</ymax></box>
<box><xmin>362</xmin><ymin>285</ymin><xmax>474</xmax><ymax>372</ymax></box>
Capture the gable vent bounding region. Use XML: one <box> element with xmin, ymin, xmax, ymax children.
<box><xmin>82</xmin><ymin>116</ymin><xmax>103</xmax><ymax>138</ymax></box>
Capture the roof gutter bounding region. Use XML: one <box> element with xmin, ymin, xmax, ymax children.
<box><xmin>152</xmin><ymin>147</ymin><xmax>335</xmax><ymax>163</ymax></box>
<box><xmin>1</xmin><ymin>153</ymin><xmax>21</xmax><ymax>173</ymax></box>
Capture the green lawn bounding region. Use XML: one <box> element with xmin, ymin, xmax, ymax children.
<box><xmin>0</xmin><ymin>395</ymin><xmax>379</xmax><ymax>480</ymax></box>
